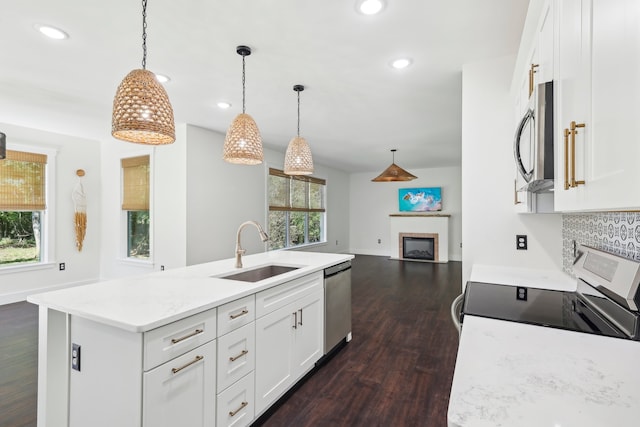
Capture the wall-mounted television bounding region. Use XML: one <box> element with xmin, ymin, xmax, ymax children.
<box><xmin>398</xmin><ymin>187</ymin><xmax>442</xmax><ymax>212</ymax></box>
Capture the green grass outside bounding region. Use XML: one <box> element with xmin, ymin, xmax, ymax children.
<box><xmin>0</xmin><ymin>238</ymin><xmax>39</xmax><ymax>265</ymax></box>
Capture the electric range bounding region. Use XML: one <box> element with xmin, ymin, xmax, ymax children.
<box><xmin>461</xmin><ymin>245</ymin><xmax>640</xmax><ymax>340</ymax></box>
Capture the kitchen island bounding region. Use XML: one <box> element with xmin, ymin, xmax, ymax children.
<box><xmin>28</xmin><ymin>250</ymin><xmax>353</xmax><ymax>427</ymax></box>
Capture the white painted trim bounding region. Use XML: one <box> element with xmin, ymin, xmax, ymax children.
<box><xmin>1</xmin><ymin>278</ymin><xmax>99</xmax><ymax>306</ymax></box>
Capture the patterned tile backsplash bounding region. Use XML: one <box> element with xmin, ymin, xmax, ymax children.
<box><xmin>562</xmin><ymin>212</ymin><xmax>640</xmax><ymax>275</ymax></box>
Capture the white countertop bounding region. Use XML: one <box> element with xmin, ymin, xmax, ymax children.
<box><xmin>448</xmin><ymin>315</ymin><xmax>640</xmax><ymax>427</ymax></box>
<box><xmin>469</xmin><ymin>264</ymin><xmax>576</xmax><ymax>292</ymax></box>
<box><xmin>27</xmin><ymin>251</ymin><xmax>353</xmax><ymax>333</ymax></box>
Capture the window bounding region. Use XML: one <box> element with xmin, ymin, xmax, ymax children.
<box><xmin>122</xmin><ymin>155</ymin><xmax>150</xmax><ymax>259</ymax></box>
<box><xmin>0</xmin><ymin>150</ymin><xmax>47</xmax><ymax>266</ymax></box>
<box><xmin>268</xmin><ymin>168</ymin><xmax>326</xmax><ymax>250</ymax></box>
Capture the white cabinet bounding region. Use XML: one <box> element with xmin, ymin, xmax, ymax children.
<box><xmin>143</xmin><ymin>340</ymin><xmax>216</xmax><ymax>427</ymax></box>
<box><xmin>254</xmin><ymin>272</ymin><xmax>324</xmax><ymax>416</ymax></box>
<box><xmin>555</xmin><ymin>0</ymin><xmax>640</xmax><ymax>211</ymax></box>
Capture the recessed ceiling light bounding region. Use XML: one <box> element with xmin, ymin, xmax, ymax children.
<box><xmin>391</xmin><ymin>58</ymin><xmax>412</xmax><ymax>69</ymax></box>
<box><xmin>35</xmin><ymin>24</ymin><xmax>69</xmax><ymax>40</ymax></box>
<box><xmin>217</xmin><ymin>102</ymin><xmax>231</xmax><ymax>109</ymax></box>
<box><xmin>155</xmin><ymin>74</ymin><xmax>170</xmax><ymax>83</ymax></box>
<box><xmin>357</xmin><ymin>0</ymin><xmax>385</xmax><ymax>15</ymax></box>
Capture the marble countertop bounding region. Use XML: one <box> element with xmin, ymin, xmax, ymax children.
<box><xmin>27</xmin><ymin>251</ymin><xmax>353</xmax><ymax>333</ymax></box>
<box><xmin>448</xmin><ymin>315</ymin><xmax>640</xmax><ymax>427</ymax></box>
<box><xmin>469</xmin><ymin>264</ymin><xmax>576</xmax><ymax>292</ymax></box>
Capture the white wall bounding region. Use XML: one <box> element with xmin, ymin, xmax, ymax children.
<box><xmin>349</xmin><ymin>166</ymin><xmax>462</xmax><ymax>261</ymax></box>
<box><xmin>0</xmin><ymin>123</ymin><xmax>101</xmax><ymax>304</ymax></box>
<box><xmin>461</xmin><ymin>55</ymin><xmax>563</xmax><ymax>289</ymax></box>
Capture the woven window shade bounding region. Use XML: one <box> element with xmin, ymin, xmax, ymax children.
<box><xmin>268</xmin><ymin>168</ymin><xmax>325</xmax><ymax>212</ymax></box>
<box><xmin>121</xmin><ymin>155</ymin><xmax>150</xmax><ymax>210</ymax></box>
<box><xmin>0</xmin><ymin>150</ymin><xmax>47</xmax><ymax>210</ymax></box>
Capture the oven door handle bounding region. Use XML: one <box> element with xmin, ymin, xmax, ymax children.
<box><xmin>513</xmin><ymin>108</ymin><xmax>534</xmax><ymax>183</ymax></box>
<box><xmin>451</xmin><ymin>294</ymin><xmax>464</xmax><ymax>336</ymax></box>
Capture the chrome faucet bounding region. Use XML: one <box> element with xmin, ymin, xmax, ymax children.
<box><xmin>235</xmin><ymin>221</ymin><xmax>269</xmax><ymax>268</ymax></box>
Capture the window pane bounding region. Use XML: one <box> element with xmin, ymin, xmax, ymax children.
<box><xmin>127</xmin><ymin>211</ymin><xmax>149</xmax><ymax>259</ymax></box>
<box><xmin>268</xmin><ymin>174</ymin><xmax>287</xmax><ymax>208</ymax></box>
<box><xmin>288</xmin><ymin>212</ymin><xmax>306</xmax><ymax>246</ymax></box>
<box><xmin>268</xmin><ymin>211</ymin><xmax>286</xmax><ymax>250</ymax></box>
<box><xmin>308</xmin><ymin>212</ymin><xmax>322</xmax><ymax>243</ymax></box>
<box><xmin>309</xmin><ymin>182</ymin><xmax>324</xmax><ymax>209</ymax></box>
<box><xmin>0</xmin><ymin>211</ymin><xmax>42</xmax><ymax>265</ymax></box>
<box><xmin>290</xmin><ymin>179</ymin><xmax>307</xmax><ymax>209</ymax></box>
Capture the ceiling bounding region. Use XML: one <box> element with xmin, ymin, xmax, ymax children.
<box><xmin>0</xmin><ymin>0</ymin><xmax>529</xmax><ymax>173</ymax></box>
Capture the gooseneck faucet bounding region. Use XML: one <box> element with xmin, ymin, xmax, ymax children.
<box><xmin>235</xmin><ymin>221</ymin><xmax>269</xmax><ymax>268</ymax></box>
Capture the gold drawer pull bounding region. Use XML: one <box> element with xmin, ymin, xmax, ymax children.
<box><xmin>229</xmin><ymin>349</ymin><xmax>248</xmax><ymax>362</ymax></box>
<box><xmin>528</xmin><ymin>63</ymin><xmax>539</xmax><ymax>97</ymax></box>
<box><xmin>171</xmin><ymin>328</ymin><xmax>204</xmax><ymax>344</ymax></box>
<box><xmin>570</xmin><ymin>121</ymin><xmax>586</xmax><ymax>188</ymax></box>
<box><xmin>514</xmin><ymin>179</ymin><xmax>522</xmax><ymax>205</ymax></box>
<box><xmin>229</xmin><ymin>401</ymin><xmax>248</xmax><ymax>417</ymax></box>
<box><xmin>171</xmin><ymin>355</ymin><xmax>203</xmax><ymax>374</ymax></box>
<box><xmin>564</xmin><ymin>128</ymin><xmax>570</xmax><ymax>190</ymax></box>
<box><xmin>229</xmin><ymin>309</ymin><xmax>249</xmax><ymax>320</ymax></box>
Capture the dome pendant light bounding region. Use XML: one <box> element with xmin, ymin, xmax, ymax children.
<box><xmin>284</xmin><ymin>84</ymin><xmax>313</xmax><ymax>175</ymax></box>
<box><xmin>223</xmin><ymin>46</ymin><xmax>263</xmax><ymax>165</ymax></box>
<box><xmin>112</xmin><ymin>0</ymin><xmax>175</xmax><ymax>145</ymax></box>
<box><xmin>371</xmin><ymin>149</ymin><xmax>417</xmax><ymax>182</ymax></box>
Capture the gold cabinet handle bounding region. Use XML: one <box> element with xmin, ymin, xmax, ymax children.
<box><xmin>528</xmin><ymin>63</ymin><xmax>539</xmax><ymax>97</ymax></box>
<box><xmin>229</xmin><ymin>309</ymin><xmax>249</xmax><ymax>320</ymax></box>
<box><xmin>570</xmin><ymin>121</ymin><xmax>586</xmax><ymax>187</ymax></box>
<box><xmin>171</xmin><ymin>355</ymin><xmax>203</xmax><ymax>374</ymax></box>
<box><xmin>292</xmin><ymin>312</ymin><xmax>297</xmax><ymax>329</ymax></box>
<box><xmin>229</xmin><ymin>401</ymin><xmax>248</xmax><ymax>417</ymax></box>
<box><xmin>514</xmin><ymin>179</ymin><xmax>522</xmax><ymax>205</ymax></box>
<box><xmin>171</xmin><ymin>328</ymin><xmax>204</xmax><ymax>344</ymax></box>
<box><xmin>229</xmin><ymin>349</ymin><xmax>248</xmax><ymax>362</ymax></box>
<box><xmin>563</xmin><ymin>128</ymin><xmax>570</xmax><ymax>190</ymax></box>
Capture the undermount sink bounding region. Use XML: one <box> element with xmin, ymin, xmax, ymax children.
<box><xmin>216</xmin><ymin>264</ymin><xmax>300</xmax><ymax>283</ymax></box>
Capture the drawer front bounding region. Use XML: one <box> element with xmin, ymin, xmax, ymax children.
<box><xmin>143</xmin><ymin>340</ymin><xmax>216</xmax><ymax>427</ymax></box>
<box><xmin>216</xmin><ymin>372</ymin><xmax>255</xmax><ymax>427</ymax></box>
<box><xmin>255</xmin><ymin>271</ymin><xmax>323</xmax><ymax>318</ymax></box>
<box><xmin>144</xmin><ymin>309</ymin><xmax>217</xmax><ymax>371</ymax></box>
<box><xmin>217</xmin><ymin>322</ymin><xmax>255</xmax><ymax>391</ymax></box>
<box><xmin>218</xmin><ymin>295</ymin><xmax>255</xmax><ymax>336</ymax></box>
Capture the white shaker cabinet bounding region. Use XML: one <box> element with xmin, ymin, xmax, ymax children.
<box><xmin>254</xmin><ymin>272</ymin><xmax>324</xmax><ymax>416</ymax></box>
<box><xmin>555</xmin><ymin>0</ymin><xmax>640</xmax><ymax>211</ymax></box>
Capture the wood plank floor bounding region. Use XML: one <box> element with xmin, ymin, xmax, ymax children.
<box><xmin>0</xmin><ymin>255</ymin><xmax>461</xmax><ymax>427</ymax></box>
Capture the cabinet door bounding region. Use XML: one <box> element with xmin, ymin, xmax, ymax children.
<box><xmin>291</xmin><ymin>289</ymin><xmax>324</xmax><ymax>378</ymax></box>
<box><xmin>254</xmin><ymin>304</ymin><xmax>295</xmax><ymax>415</ymax></box>
<box><xmin>143</xmin><ymin>340</ymin><xmax>216</xmax><ymax>427</ymax></box>
<box><xmin>585</xmin><ymin>0</ymin><xmax>640</xmax><ymax>210</ymax></box>
<box><xmin>554</xmin><ymin>0</ymin><xmax>591</xmax><ymax>210</ymax></box>
<box><xmin>537</xmin><ymin>1</ymin><xmax>554</xmax><ymax>84</ymax></box>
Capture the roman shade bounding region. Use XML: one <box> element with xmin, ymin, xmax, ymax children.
<box><xmin>121</xmin><ymin>155</ymin><xmax>150</xmax><ymax>210</ymax></box>
<box><xmin>0</xmin><ymin>150</ymin><xmax>47</xmax><ymax>210</ymax></box>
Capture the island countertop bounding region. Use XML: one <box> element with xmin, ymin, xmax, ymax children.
<box><xmin>27</xmin><ymin>251</ymin><xmax>353</xmax><ymax>333</ymax></box>
<box><xmin>448</xmin><ymin>315</ymin><xmax>640</xmax><ymax>427</ymax></box>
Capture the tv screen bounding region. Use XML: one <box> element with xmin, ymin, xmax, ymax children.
<box><xmin>399</xmin><ymin>187</ymin><xmax>442</xmax><ymax>212</ymax></box>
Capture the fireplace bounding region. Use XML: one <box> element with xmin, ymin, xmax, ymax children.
<box><xmin>398</xmin><ymin>233</ymin><xmax>439</xmax><ymax>262</ymax></box>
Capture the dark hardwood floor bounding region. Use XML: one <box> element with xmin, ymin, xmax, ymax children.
<box><xmin>0</xmin><ymin>255</ymin><xmax>461</xmax><ymax>427</ymax></box>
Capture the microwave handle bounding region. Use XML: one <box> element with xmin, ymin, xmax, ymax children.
<box><xmin>513</xmin><ymin>108</ymin><xmax>534</xmax><ymax>182</ymax></box>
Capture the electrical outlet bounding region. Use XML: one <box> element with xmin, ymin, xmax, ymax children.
<box><xmin>160</xmin><ymin>265</ymin><xmax>165</xmax><ymax>271</ymax></box>
<box><xmin>59</xmin><ymin>262</ymin><xmax>66</xmax><ymax>271</ymax></box>
<box><xmin>516</xmin><ymin>286</ymin><xmax>528</xmax><ymax>301</ymax></box>
<box><xmin>377</xmin><ymin>239</ymin><xmax>381</xmax><ymax>244</ymax></box>
<box><xmin>516</xmin><ymin>235</ymin><xmax>528</xmax><ymax>250</ymax></box>
<box><xmin>71</xmin><ymin>343</ymin><xmax>81</xmax><ymax>371</ymax></box>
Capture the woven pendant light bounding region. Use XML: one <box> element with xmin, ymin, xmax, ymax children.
<box><xmin>112</xmin><ymin>0</ymin><xmax>175</xmax><ymax>145</ymax></box>
<box><xmin>284</xmin><ymin>85</ymin><xmax>313</xmax><ymax>175</ymax></box>
<box><xmin>223</xmin><ymin>46</ymin><xmax>263</xmax><ymax>165</ymax></box>
<box><xmin>371</xmin><ymin>149</ymin><xmax>417</xmax><ymax>182</ymax></box>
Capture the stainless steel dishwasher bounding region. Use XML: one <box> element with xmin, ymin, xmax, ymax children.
<box><xmin>324</xmin><ymin>260</ymin><xmax>352</xmax><ymax>353</ymax></box>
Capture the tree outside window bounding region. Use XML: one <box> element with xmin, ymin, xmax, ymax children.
<box><xmin>122</xmin><ymin>155</ymin><xmax>150</xmax><ymax>259</ymax></box>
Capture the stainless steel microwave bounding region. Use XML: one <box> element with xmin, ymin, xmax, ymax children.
<box><xmin>513</xmin><ymin>81</ymin><xmax>554</xmax><ymax>193</ymax></box>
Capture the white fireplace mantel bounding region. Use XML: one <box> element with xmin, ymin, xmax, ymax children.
<box><xmin>389</xmin><ymin>214</ymin><xmax>449</xmax><ymax>262</ymax></box>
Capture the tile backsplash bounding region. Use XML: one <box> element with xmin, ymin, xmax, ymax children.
<box><xmin>562</xmin><ymin>212</ymin><xmax>640</xmax><ymax>275</ymax></box>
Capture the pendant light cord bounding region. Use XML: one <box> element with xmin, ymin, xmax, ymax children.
<box><xmin>242</xmin><ymin>55</ymin><xmax>246</xmax><ymax>114</ymax></box>
<box><xmin>141</xmin><ymin>0</ymin><xmax>148</xmax><ymax>70</ymax></box>
<box><xmin>297</xmin><ymin>90</ymin><xmax>301</xmax><ymax>137</ymax></box>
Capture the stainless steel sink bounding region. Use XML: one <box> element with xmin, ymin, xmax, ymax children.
<box><xmin>217</xmin><ymin>265</ymin><xmax>300</xmax><ymax>282</ymax></box>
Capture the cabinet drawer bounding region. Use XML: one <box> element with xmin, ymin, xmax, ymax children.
<box><xmin>217</xmin><ymin>322</ymin><xmax>255</xmax><ymax>391</ymax></box>
<box><xmin>144</xmin><ymin>309</ymin><xmax>217</xmax><ymax>371</ymax></box>
<box><xmin>255</xmin><ymin>271</ymin><xmax>323</xmax><ymax>318</ymax></box>
<box><xmin>217</xmin><ymin>372</ymin><xmax>255</xmax><ymax>427</ymax></box>
<box><xmin>143</xmin><ymin>339</ymin><xmax>216</xmax><ymax>427</ymax></box>
<box><xmin>218</xmin><ymin>295</ymin><xmax>255</xmax><ymax>336</ymax></box>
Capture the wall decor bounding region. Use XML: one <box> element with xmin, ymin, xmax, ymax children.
<box><xmin>72</xmin><ymin>169</ymin><xmax>87</xmax><ymax>251</ymax></box>
<box><xmin>398</xmin><ymin>187</ymin><xmax>442</xmax><ymax>212</ymax></box>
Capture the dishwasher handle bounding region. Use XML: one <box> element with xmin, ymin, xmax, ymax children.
<box><xmin>324</xmin><ymin>261</ymin><xmax>352</xmax><ymax>278</ymax></box>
